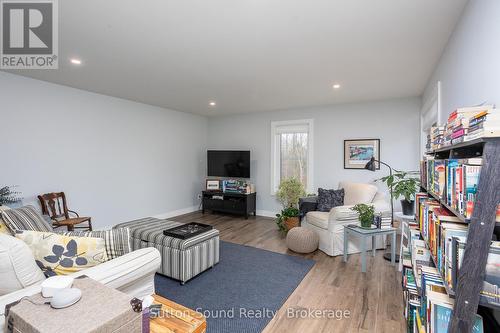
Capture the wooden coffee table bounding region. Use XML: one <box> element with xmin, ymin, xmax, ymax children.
<box><xmin>150</xmin><ymin>294</ymin><xmax>206</xmax><ymax>333</ymax></box>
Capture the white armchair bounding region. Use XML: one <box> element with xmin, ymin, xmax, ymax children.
<box><xmin>301</xmin><ymin>182</ymin><xmax>391</xmax><ymax>256</ymax></box>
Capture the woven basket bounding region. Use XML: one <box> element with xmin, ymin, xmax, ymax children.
<box><xmin>284</xmin><ymin>217</ymin><xmax>299</xmax><ymax>231</ymax></box>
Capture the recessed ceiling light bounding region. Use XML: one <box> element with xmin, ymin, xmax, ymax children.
<box><xmin>209</xmin><ymin>101</ymin><xmax>216</xmax><ymax>107</ymax></box>
<box><xmin>70</xmin><ymin>59</ymin><xmax>82</xmax><ymax>65</ymax></box>
<box><xmin>332</xmin><ymin>84</ymin><xmax>341</xmax><ymax>89</ymax></box>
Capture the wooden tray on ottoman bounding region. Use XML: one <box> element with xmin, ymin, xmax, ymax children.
<box><xmin>150</xmin><ymin>294</ymin><xmax>206</xmax><ymax>333</ymax></box>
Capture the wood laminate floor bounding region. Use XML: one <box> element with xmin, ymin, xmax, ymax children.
<box><xmin>172</xmin><ymin>211</ymin><xmax>406</xmax><ymax>333</ymax></box>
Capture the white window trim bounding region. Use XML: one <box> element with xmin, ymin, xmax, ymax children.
<box><xmin>420</xmin><ymin>81</ymin><xmax>441</xmax><ymax>155</ymax></box>
<box><xmin>270</xmin><ymin>119</ymin><xmax>314</xmax><ymax>195</ymax></box>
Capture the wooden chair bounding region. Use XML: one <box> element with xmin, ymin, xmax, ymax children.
<box><xmin>38</xmin><ymin>192</ymin><xmax>92</xmax><ymax>231</ymax></box>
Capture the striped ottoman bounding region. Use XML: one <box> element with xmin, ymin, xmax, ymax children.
<box><xmin>114</xmin><ymin>218</ymin><xmax>219</xmax><ymax>284</ymax></box>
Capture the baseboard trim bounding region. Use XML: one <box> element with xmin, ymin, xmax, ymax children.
<box><xmin>152</xmin><ymin>205</ymin><xmax>199</xmax><ymax>219</ymax></box>
<box><xmin>152</xmin><ymin>206</ymin><xmax>276</xmax><ymax>219</ymax></box>
<box><xmin>256</xmin><ymin>210</ymin><xmax>277</xmax><ymax>218</ymax></box>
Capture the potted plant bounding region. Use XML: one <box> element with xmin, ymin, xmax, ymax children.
<box><xmin>275</xmin><ymin>207</ymin><xmax>300</xmax><ymax>233</ymax></box>
<box><xmin>0</xmin><ymin>186</ymin><xmax>22</xmax><ymax>207</ymax></box>
<box><xmin>379</xmin><ymin>171</ymin><xmax>420</xmax><ymax>215</ymax></box>
<box><xmin>351</xmin><ymin>204</ymin><xmax>375</xmax><ymax>228</ymax></box>
<box><xmin>275</xmin><ymin>177</ymin><xmax>305</xmax><ymax>232</ymax></box>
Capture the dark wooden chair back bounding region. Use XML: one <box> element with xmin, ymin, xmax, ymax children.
<box><xmin>38</xmin><ymin>192</ymin><xmax>70</xmax><ymax>221</ymax></box>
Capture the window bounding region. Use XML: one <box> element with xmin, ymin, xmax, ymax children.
<box><xmin>271</xmin><ymin>119</ymin><xmax>314</xmax><ymax>194</ymax></box>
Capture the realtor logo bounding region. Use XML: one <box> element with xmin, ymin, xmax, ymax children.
<box><xmin>0</xmin><ymin>0</ymin><xmax>58</xmax><ymax>69</ymax></box>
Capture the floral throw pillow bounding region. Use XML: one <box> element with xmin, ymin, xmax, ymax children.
<box><xmin>15</xmin><ymin>230</ymin><xmax>108</xmax><ymax>277</ymax></box>
<box><xmin>317</xmin><ymin>188</ymin><xmax>345</xmax><ymax>212</ymax></box>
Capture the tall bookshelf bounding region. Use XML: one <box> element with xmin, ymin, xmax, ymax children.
<box><xmin>419</xmin><ymin>137</ymin><xmax>500</xmax><ymax>332</ymax></box>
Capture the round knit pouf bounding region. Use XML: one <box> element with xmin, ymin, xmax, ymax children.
<box><xmin>286</xmin><ymin>227</ymin><xmax>319</xmax><ymax>254</ymax></box>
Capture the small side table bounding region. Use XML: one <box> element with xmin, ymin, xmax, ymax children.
<box><xmin>6</xmin><ymin>277</ymin><xmax>141</xmax><ymax>333</ymax></box>
<box><xmin>343</xmin><ymin>225</ymin><xmax>397</xmax><ymax>272</ymax></box>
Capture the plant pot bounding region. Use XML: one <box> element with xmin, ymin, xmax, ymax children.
<box><xmin>401</xmin><ymin>199</ymin><xmax>415</xmax><ymax>216</ymax></box>
<box><xmin>284</xmin><ymin>216</ymin><xmax>300</xmax><ymax>231</ymax></box>
<box><xmin>360</xmin><ymin>218</ymin><xmax>372</xmax><ymax>229</ymax></box>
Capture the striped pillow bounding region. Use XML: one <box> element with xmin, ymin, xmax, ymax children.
<box><xmin>1</xmin><ymin>205</ymin><xmax>53</xmax><ymax>233</ymax></box>
<box><xmin>57</xmin><ymin>228</ymin><xmax>131</xmax><ymax>259</ymax></box>
<box><xmin>0</xmin><ymin>206</ymin><xmax>13</xmax><ymax>235</ymax></box>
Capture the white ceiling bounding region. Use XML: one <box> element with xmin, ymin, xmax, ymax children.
<box><xmin>6</xmin><ymin>0</ymin><xmax>468</xmax><ymax>116</ymax></box>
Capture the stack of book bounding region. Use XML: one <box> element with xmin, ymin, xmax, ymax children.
<box><xmin>400</xmin><ymin>196</ymin><xmax>488</xmax><ymax>333</ymax></box>
<box><xmin>401</xmin><ymin>218</ymin><xmax>420</xmax><ymax>269</ymax></box>
<box><xmin>465</xmin><ymin>107</ymin><xmax>500</xmax><ymax>141</ymax></box>
<box><xmin>444</xmin><ymin>158</ymin><xmax>482</xmax><ymax>218</ymax></box>
<box><xmin>418</xmin><ymin>199</ymin><xmax>440</xmax><ymax>242</ymax></box>
<box><xmin>452</xmin><ymin>240</ymin><xmax>500</xmax><ymax>308</ymax></box>
<box><xmin>444</xmin><ymin>106</ymin><xmax>493</xmax><ymax>146</ymax></box>
<box><xmin>380</xmin><ymin>216</ymin><xmax>392</xmax><ymax>229</ymax></box>
<box><xmin>419</xmin><ymin>199</ymin><xmax>468</xmax><ymax>291</ymax></box>
<box><xmin>425</xmin><ymin>133</ymin><xmax>432</xmax><ymax>152</ymax></box>
<box><xmin>402</xmin><ymin>265</ymin><xmax>420</xmax><ymax>332</ymax></box>
<box><xmin>423</xmin><ymin>157</ymin><xmax>446</xmax><ymax>197</ymax></box>
<box><xmin>221</xmin><ymin>180</ymin><xmax>248</xmax><ymax>193</ymax></box>
<box><xmin>418</xmin><ymin>265</ymin><xmax>483</xmax><ymax>333</ymax></box>
<box><xmin>430</xmin><ymin>126</ymin><xmax>445</xmax><ymax>150</ymax></box>
<box><xmin>400</xmin><ymin>224</ymin><xmax>482</xmax><ymax>333</ymax></box>
<box><xmin>443</xmin><ymin>110</ymin><xmax>467</xmax><ymax>146</ymax></box>
<box><xmin>420</xmin><ymin>156</ymin><xmax>482</xmax><ymax>219</ymax></box>
<box><xmin>411</xmin><ymin>239</ymin><xmax>432</xmax><ymax>290</ymax></box>
<box><xmin>418</xmin><ymin>196</ymin><xmax>500</xmax><ymax>307</ymax></box>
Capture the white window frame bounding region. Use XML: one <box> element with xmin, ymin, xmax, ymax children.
<box><xmin>420</xmin><ymin>81</ymin><xmax>441</xmax><ymax>155</ymax></box>
<box><xmin>270</xmin><ymin>119</ymin><xmax>314</xmax><ymax>195</ymax></box>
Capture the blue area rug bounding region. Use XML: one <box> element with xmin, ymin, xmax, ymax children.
<box><xmin>154</xmin><ymin>241</ymin><xmax>315</xmax><ymax>333</ymax></box>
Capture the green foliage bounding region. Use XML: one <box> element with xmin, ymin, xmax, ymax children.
<box><xmin>275</xmin><ymin>207</ymin><xmax>300</xmax><ymax>233</ymax></box>
<box><xmin>276</xmin><ymin>177</ymin><xmax>306</xmax><ymax>209</ymax></box>
<box><xmin>0</xmin><ymin>186</ymin><xmax>22</xmax><ymax>205</ymax></box>
<box><xmin>378</xmin><ymin>170</ymin><xmax>420</xmax><ymax>202</ymax></box>
<box><xmin>351</xmin><ymin>204</ymin><xmax>375</xmax><ymax>227</ymax></box>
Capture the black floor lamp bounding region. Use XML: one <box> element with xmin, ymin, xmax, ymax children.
<box><xmin>364</xmin><ymin>157</ymin><xmax>399</xmax><ymax>262</ymax></box>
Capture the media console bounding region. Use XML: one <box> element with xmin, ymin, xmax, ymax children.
<box><xmin>202</xmin><ymin>191</ymin><xmax>256</xmax><ymax>219</ymax></box>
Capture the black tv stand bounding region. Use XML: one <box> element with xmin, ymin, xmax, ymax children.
<box><xmin>202</xmin><ymin>191</ymin><xmax>256</xmax><ymax>219</ymax></box>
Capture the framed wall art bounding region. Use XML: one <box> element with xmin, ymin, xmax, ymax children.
<box><xmin>206</xmin><ymin>179</ymin><xmax>220</xmax><ymax>191</ymax></box>
<box><xmin>344</xmin><ymin>139</ymin><xmax>380</xmax><ymax>169</ymax></box>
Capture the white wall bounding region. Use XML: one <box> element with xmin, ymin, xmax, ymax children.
<box><xmin>0</xmin><ymin>72</ymin><xmax>207</xmax><ymax>229</ymax></box>
<box><xmin>423</xmin><ymin>0</ymin><xmax>500</xmax><ymax>121</ymax></box>
<box><xmin>207</xmin><ymin>98</ymin><xmax>421</xmax><ymax>215</ymax></box>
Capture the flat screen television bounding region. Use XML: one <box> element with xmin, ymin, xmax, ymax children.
<box><xmin>207</xmin><ymin>150</ymin><xmax>250</xmax><ymax>178</ymax></box>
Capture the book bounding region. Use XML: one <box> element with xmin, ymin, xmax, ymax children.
<box><xmin>465</xmin><ymin>108</ymin><xmax>500</xmax><ymax>140</ymax></box>
<box><xmin>434</xmin><ymin>303</ymin><xmax>483</xmax><ymax>333</ymax></box>
<box><xmin>455</xmin><ymin>241</ymin><xmax>500</xmax><ymax>308</ymax></box>
<box><xmin>464</xmin><ymin>165</ymin><xmax>481</xmax><ymax>218</ymax></box>
<box><xmin>412</xmin><ymin>240</ymin><xmax>431</xmax><ymax>288</ymax></box>
<box><xmin>467</xmin><ymin>121</ymin><xmax>500</xmax><ymax>133</ymax></box>
<box><xmin>465</xmin><ymin>129</ymin><xmax>500</xmax><ymax>141</ymax></box>
<box><xmin>451</xmin><ymin>128</ymin><xmax>465</xmax><ymax>139</ymax></box>
<box><xmin>454</xmin><ymin>105</ymin><xmax>494</xmax><ymax>117</ymax></box>
<box><xmin>435</xmin><ymin>161</ymin><xmax>446</xmax><ymax>197</ymax></box>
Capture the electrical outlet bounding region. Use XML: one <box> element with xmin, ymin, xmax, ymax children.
<box><xmin>197</xmin><ymin>194</ymin><xmax>202</xmax><ymax>200</ymax></box>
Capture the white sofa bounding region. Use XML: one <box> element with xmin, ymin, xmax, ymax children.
<box><xmin>0</xmin><ymin>234</ymin><xmax>161</xmax><ymax>332</ymax></box>
<box><xmin>301</xmin><ymin>182</ymin><xmax>391</xmax><ymax>256</ymax></box>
